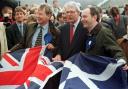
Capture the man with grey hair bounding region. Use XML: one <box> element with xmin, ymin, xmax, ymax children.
<box><xmin>53</xmin><ymin>1</ymin><xmax>87</xmax><ymax>61</ymax></box>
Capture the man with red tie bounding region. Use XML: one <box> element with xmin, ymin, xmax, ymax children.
<box><xmin>53</xmin><ymin>1</ymin><xmax>87</xmax><ymax>61</ymax></box>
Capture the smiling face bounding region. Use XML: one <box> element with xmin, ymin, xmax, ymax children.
<box><xmin>81</xmin><ymin>8</ymin><xmax>94</xmax><ymax>29</ymax></box>
<box><xmin>36</xmin><ymin>8</ymin><xmax>51</xmax><ymax>25</ymax></box>
<box><xmin>15</xmin><ymin>11</ymin><xmax>25</xmax><ymax>23</ymax></box>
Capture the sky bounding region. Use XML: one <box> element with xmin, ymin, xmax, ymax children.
<box><xmin>20</xmin><ymin>0</ymin><xmax>128</xmax><ymax>9</ymax></box>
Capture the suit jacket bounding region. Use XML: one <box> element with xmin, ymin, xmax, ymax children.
<box><xmin>10</xmin><ymin>21</ymin><xmax>59</xmax><ymax>52</ymax></box>
<box><xmin>57</xmin><ymin>21</ymin><xmax>87</xmax><ymax>60</ymax></box>
<box><xmin>6</xmin><ymin>23</ymin><xmax>27</xmax><ymax>49</ymax></box>
<box><xmin>85</xmin><ymin>23</ymin><xmax>127</xmax><ymax>62</ymax></box>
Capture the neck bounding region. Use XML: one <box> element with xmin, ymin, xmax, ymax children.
<box><xmin>39</xmin><ymin>21</ymin><xmax>49</xmax><ymax>26</ymax></box>
<box><xmin>88</xmin><ymin>22</ymin><xmax>98</xmax><ymax>33</ymax></box>
<box><xmin>17</xmin><ymin>21</ymin><xmax>23</xmax><ymax>24</ymax></box>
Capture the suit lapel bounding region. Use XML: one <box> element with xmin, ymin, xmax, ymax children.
<box><xmin>27</xmin><ymin>24</ymin><xmax>38</xmax><ymax>47</ymax></box>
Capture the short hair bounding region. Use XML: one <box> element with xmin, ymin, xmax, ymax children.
<box><xmin>125</xmin><ymin>4</ymin><xmax>128</xmax><ymax>11</ymax></box>
<box><xmin>39</xmin><ymin>4</ymin><xmax>52</xmax><ymax>15</ymax></box>
<box><xmin>53</xmin><ymin>0</ymin><xmax>59</xmax><ymax>4</ymax></box>
<box><xmin>88</xmin><ymin>6</ymin><xmax>100</xmax><ymax>22</ymax></box>
<box><xmin>15</xmin><ymin>6</ymin><xmax>26</xmax><ymax>15</ymax></box>
<box><xmin>110</xmin><ymin>7</ymin><xmax>119</xmax><ymax>17</ymax></box>
<box><xmin>64</xmin><ymin>1</ymin><xmax>81</xmax><ymax>12</ymax></box>
<box><xmin>2</xmin><ymin>6</ymin><xmax>13</xmax><ymax>14</ymax></box>
<box><xmin>57</xmin><ymin>12</ymin><xmax>63</xmax><ymax>20</ymax></box>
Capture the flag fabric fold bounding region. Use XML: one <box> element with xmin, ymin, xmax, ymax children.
<box><xmin>59</xmin><ymin>53</ymin><xmax>128</xmax><ymax>89</ymax></box>
<box><xmin>0</xmin><ymin>47</ymin><xmax>127</xmax><ymax>89</ymax></box>
<box><xmin>0</xmin><ymin>46</ymin><xmax>64</xmax><ymax>89</ymax></box>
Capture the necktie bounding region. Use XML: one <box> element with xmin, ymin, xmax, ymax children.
<box><xmin>70</xmin><ymin>24</ymin><xmax>74</xmax><ymax>43</ymax></box>
<box><xmin>19</xmin><ymin>24</ymin><xmax>23</xmax><ymax>36</ymax></box>
<box><xmin>35</xmin><ymin>27</ymin><xmax>43</xmax><ymax>46</ymax></box>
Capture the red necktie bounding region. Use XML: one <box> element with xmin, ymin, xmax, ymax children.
<box><xmin>70</xmin><ymin>24</ymin><xmax>74</xmax><ymax>43</ymax></box>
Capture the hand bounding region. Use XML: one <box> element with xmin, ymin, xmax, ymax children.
<box><xmin>122</xmin><ymin>64</ymin><xmax>128</xmax><ymax>70</ymax></box>
<box><xmin>117</xmin><ymin>59</ymin><xmax>128</xmax><ymax>70</ymax></box>
<box><xmin>47</xmin><ymin>43</ymin><xmax>55</xmax><ymax>50</ymax></box>
<box><xmin>6</xmin><ymin>50</ymin><xmax>11</xmax><ymax>53</ymax></box>
<box><xmin>52</xmin><ymin>54</ymin><xmax>62</xmax><ymax>61</ymax></box>
<box><xmin>117</xmin><ymin>38</ymin><xmax>124</xmax><ymax>45</ymax></box>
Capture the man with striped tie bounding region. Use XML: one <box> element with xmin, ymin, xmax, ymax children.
<box><xmin>10</xmin><ymin>4</ymin><xmax>59</xmax><ymax>54</ymax></box>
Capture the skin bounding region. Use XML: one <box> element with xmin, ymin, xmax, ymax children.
<box><xmin>64</xmin><ymin>6</ymin><xmax>80</xmax><ymax>24</ymax></box>
<box><xmin>81</xmin><ymin>8</ymin><xmax>98</xmax><ymax>33</ymax></box>
<box><xmin>15</xmin><ymin>11</ymin><xmax>25</xmax><ymax>23</ymax></box>
<box><xmin>36</xmin><ymin>8</ymin><xmax>51</xmax><ymax>26</ymax></box>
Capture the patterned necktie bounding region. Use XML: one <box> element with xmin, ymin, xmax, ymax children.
<box><xmin>70</xmin><ymin>24</ymin><xmax>74</xmax><ymax>43</ymax></box>
<box><xmin>35</xmin><ymin>27</ymin><xmax>43</xmax><ymax>46</ymax></box>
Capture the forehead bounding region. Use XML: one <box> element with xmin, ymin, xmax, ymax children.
<box><xmin>15</xmin><ymin>11</ymin><xmax>24</xmax><ymax>14</ymax></box>
<box><xmin>65</xmin><ymin>6</ymin><xmax>77</xmax><ymax>11</ymax></box>
<box><xmin>82</xmin><ymin>8</ymin><xmax>90</xmax><ymax>15</ymax></box>
<box><xmin>37</xmin><ymin>8</ymin><xmax>45</xmax><ymax>13</ymax></box>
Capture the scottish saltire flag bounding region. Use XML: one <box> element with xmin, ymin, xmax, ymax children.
<box><xmin>59</xmin><ymin>53</ymin><xmax>128</xmax><ymax>89</ymax></box>
<box><xmin>0</xmin><ymin>46</ymin><xmax>64</xmax><ymax>89</ymax></box>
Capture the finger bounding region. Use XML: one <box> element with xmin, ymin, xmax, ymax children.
<box><xmin>122</xmin><ymin>65</ymin><xmax>128</xmax><ymax>70</ymax></box>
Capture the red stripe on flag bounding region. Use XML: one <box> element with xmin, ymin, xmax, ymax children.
<box><xmin>31</xmin><ymin>64</ymin><xmax>53</xmax><ymax>81</ymax></box>
<box><xmin>0</xmin><ymin>46</ymin><xmax>42</xmax><ymax>85</ymax></box>
<box><xmin>40</xmin><ymin>57</ymin><xmax>48</xmax><ymax>65</ymax></box>
<box><xmin>26</xmin><ymin>80</ymin><xmax>31</xmax><ymax>87</ymax></box>
<box><xmin>2</xmin><ymin>54</ymin><xmax>19</xmax><ymax>66</ymax></box>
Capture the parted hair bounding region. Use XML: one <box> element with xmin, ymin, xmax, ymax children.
<box><xmin>14</xmin><ymin>6</ymin><xmax>26</xmax><ymax>15</ymax></box>
<box><xmin>39</xmin><ymin>4</ymin><xmax>52</xmax><ymax>15</ymax></box>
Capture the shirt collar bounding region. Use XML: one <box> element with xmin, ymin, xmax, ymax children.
<box><xmin>73</xmin><ymin>16</ymin><xmax>80</xmax><ymax>30</ymax></box>
<box><xmin>16</xmin><ymin>22</ymin><xmax>23</xmax><ymax>26</ymax></box>
<box><xmin>37</xmin><ymin>23</ymin><xmax>49</xmax><ymax>30</ymax></box>
<box><xmin>88</xmin><ymin>23</ymin><xmax>102</xmax><ymax>36</ymax></box>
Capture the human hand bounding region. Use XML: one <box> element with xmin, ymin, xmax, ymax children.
<box><xmin>52</xmin><ymin>54</ymin><xmax>62</xmax><ymax>61</ymax></box>
<box><xmin>47</xmin><ymin>43</ymin><xmax>55</xmax><ymax>50</ymax></box>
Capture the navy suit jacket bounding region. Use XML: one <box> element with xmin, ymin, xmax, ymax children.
<box><xmin>58</xmin><ymin>21</ymin><xmax>87</xmax><ymax>60</ymax></box>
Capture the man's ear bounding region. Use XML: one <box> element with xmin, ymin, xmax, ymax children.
<box><xmin>93</xmin><ymin>15</ymin><xmax>97</xmax><ymax>20</ymax></box>
<box><xmin>48</xmin><ymin>14</ymin><xmax>52</xmax><ymax>19</ymax></box>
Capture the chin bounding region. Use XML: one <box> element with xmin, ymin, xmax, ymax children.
<box><xmin>83</xmin><ymin>24</ymin><xmax>87</xmax><ymax>28</ymax></box>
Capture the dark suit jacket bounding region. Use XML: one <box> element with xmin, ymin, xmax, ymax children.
<box><xmin>6</xmin><ymin>23</ymin><xmax>27</xmax><ymax>49</ymax></box>
<box><xmin>57</xmin><ymin>21</ymin><xmax>87</xmax><ymax>60</ymax></box>
<box><xmin>85</xmin><ymin>23</ymin><xmax>127</xmax><ymax>62</ymax></box>
<box><xmin>10</xmin><ymin>21</ymin><xmax>59</xmax><ymax>52</ymax></box>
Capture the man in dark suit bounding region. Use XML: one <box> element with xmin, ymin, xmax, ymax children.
<box><xmin>81</xmin><ymin>6</ymin><xmax>128</xmax><ymax>70</ymax></box>
<box><xmin>6</xmin><ymin>6</ymin><xmax>27</xmax><ymax>50</ymax></box>
<box><xmin>53</xmin><ymin>1</ymin><xmax>87</xmax><ymax>61</ymax></box>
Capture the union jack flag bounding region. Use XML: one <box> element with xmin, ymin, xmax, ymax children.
<box><xmin>0</xmin><ymin>46</ymin><xmax>64</xmax><ymax>89</ymax></box>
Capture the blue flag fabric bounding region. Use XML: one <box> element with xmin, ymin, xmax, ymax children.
<box><xmin>59</xmin><ymin>53</ymin><xmax>128</xmax><ymax>89</ymax></box>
